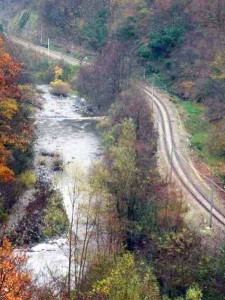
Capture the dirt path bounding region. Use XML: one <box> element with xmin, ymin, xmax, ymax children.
<box><xmin>8</xmin><ymin>35</ymin><xmax>81</xmax><ymax>66</ymax></box>
<box><xmin>141</xmin><ymin>84</ymin><xmax>225</xmax><ymax>231</ymax></box>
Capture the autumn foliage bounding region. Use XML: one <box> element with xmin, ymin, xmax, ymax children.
<box><xmin>0</xmin><ymin>36</ymin><xmax>32</xmax><ymax>183</ymax></box>
<box><xmin>0</xmin><ymin>237</ymin><xmax>31</xmax><ymax>300</ymax></box>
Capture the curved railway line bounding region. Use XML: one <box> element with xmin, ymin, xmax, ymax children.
<box><xmin>142</xmin><ymin>85</ymin><xmax>225</xmax><ymax>227</ymax></box>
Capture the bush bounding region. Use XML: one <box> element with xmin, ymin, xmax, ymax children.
<box><xmin>18</xmin><ymin>170</ymin><xmax>36</xmax><ymax>190</ymax></box>
<box><xmin>192</xmin><ymin>132</ymin><xmax>208</xmax><ymax>152</ymax></box>
<box><xmin>0</xmin><ymin>208</ymin><xmax>9</xmax><ymax>224</ymax></box>
<box><xmin>186</xmin><ymin>286</ymin><xmax>203</xmax><ymax>300</ymax></box>
<box><xmin>82</xmin><ymin>9</ymin><xmax>108</xmax><ymax>50</ymax></box>
<box><xmin>208</xmin><ymin>122</ymin><xmax>225</xmax><ymax>157</ymax></box>
<box><xmin>50</xmin><ymin>80</ymin><xmax>72</xmax><ymax>96</ymax></box>
<box><xmin>91</xmin><ymin>253</ymin><xmax>161</xmax><ymax>299</ymax></box>
<box><xmin>116</xmin><ymin>17</ymin><xmax>136</xmax><ymax>41</ymax></box>
<box><xmin>38</xmin><ymin>156</ymin><xmax>48</xmax><ymax>166</ymax></box>
<box><xmin>43</xmin><ymin>192</ymin><xmax>69</xmax><ymax>238</ymax></box>
<box><xmin>139</xmin><ymin>44</ymin><xmax>151</xmax><ymax>59</ymax></box>
<box><xmin>149</xmin><ymin>25</ymin><xmax>185</xmax><ymax>57</ymax></box>
<box><xmin>52</xmin><ymin>155</ymin><xmax>63</xmax><ymax>171</ymax></box>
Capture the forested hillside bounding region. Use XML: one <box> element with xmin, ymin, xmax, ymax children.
<box><xmin>1</xmin><ymin>0</ymin><xmax>224</xmax><ymax>158</ymax></box>
<box><xmin>1</xmin><ymin>1</ymin><xmax>225</xmax><ymax>299</ymax></box>
<box><xmin>2</xmin><ymin>0</ymin><xmax>225</xmax><ymax>112</ymax></box>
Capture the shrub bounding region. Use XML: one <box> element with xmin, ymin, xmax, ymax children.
<box><xmin>38</xmin><ymin>156</ymin><xmax>48</xmax><ymax>166</ymax></box>
<box><xmin>149</xmin><ymin>25</ymin><xmax>185</xmax><ymax>57</ymax></box>
<box><xmin>208</xmin><ymin>122</ymin><xmax>225</xmax><ymax>157</ymax></box>
<box><xmin>116</xmin><ymin>17</ymin><xmax>136</xmax><ymax>41</ymax></box>
<box><xmin>91</xmin><ymin>253</ymin><xmax>161</xmax><ymax>299</ymax></box>
<box><xmin>0</xmin><ymin>208</ymin><xmax>9</xmax><ymax>224</ymax></box>
<box><xmin>192</xmin><ymin>132</ymin><xmax>208</xmax><ymax>152</ymax></box>
<box><xmin>139</xmin><ymin>44</ymin><xmax>151</xmax><ymax>59</ymax></box>
<box><xmin>52</xmin><ymin>154</ymin><xmax>63</xmax><ymax>171</ymax></box>
<box><xmin>186</xmin><ymin>285</ymin><xmax>203</xmax><ymax>300</ymax></box>
<box><xmin>43</xmin><ymin>192</ymin><xmax>69</xmax><ymax>238</ymax></box>
<box><xmin>50</xmin><ymin>79</ymin><xmax>72</xmax><ymax>96</ymax></box>
<box><xmin>82</xmin><ymin>9</ymin><xmax>108</xmax><ymax>50</ymax></box>
<box><xmin>18</xmin><ymin>170</ymin><xmax>36</xmax><ymax>190</ymax></box>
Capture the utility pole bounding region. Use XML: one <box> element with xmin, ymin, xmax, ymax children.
<box><xmin>156</xmin><ymin>112</ymin><xmax>159</xmax><ymax>130</ymax></box>
<box><xmin>143</xmin><ymin>68</ymin><xmax>146</xmax><ymax>80</ymax></box>
<box><xmin>152</xmin><ymin>73</ymin><xmax>156</xmax><ymax>110</ymax></box>
<box><xmin>152</xmin><ymin>74</ymin><xmax>155</xmax><ymax>97</ymax></box>
<box><xmin>40</xmin><ymin>23</ymin><xmax>43</xmax><ymax>46</ymax></box>
<box><xmin>48</xmin><ymin>38</ymin><xmax>50</xmax><ymax>55</ymax></box>
<box><xmin>209</xmin><ymin>175</ymin><xmax>214</xmax><ymax>228</ymax></box>
<box><xmin>170</xmin><ymin>145</ymin><xmax>174</xmax><ymax>182</ymax></box>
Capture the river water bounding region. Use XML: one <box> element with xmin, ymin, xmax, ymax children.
<box><xmin>26</xmin><ymin>85</ymin><xmax>101</xmax><ymax>284</ymax></box>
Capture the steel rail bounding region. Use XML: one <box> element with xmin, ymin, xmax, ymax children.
<box><xmin>142</xmin><ymin>86</ymin><xmax>225</xmax><ymax>227</ymax></box>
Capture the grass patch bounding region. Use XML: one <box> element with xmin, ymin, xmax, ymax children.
<box><xmin>180</xmin><ymin>101</ymin><xmax>209</xmax><ymax>151</ymax></box>
<box><xmin>192</xmin><ymin>132</ymin><xmax>208</xmax><ymax>152</ymax></box>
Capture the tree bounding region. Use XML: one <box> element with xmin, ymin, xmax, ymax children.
<box><xmin>208</xmin><ymin>121</ymin><xmax>225</xmax><ymax>156</ymax></box>
<box><xmin>188</xmin><ymin>0</ymin><xmax>225</xmax><ymax>29</ymax></box>
<box><xmin>154</xmin><ymin>229</ymin><xmax>204</xmax><ymax>297</ymax></box>
<box><xmin>0</xmin><ymin>237</ymin><xmax>31</xmax><ymax>300</ymax></box>
<box><xmin>186</xmin><ymin>286</ymin><xmax>203</xmax><ymax>300</ymax></box>
<box><xmin>64</xmin><ymin>164</ymin><xmax>112</xmax><ymax>298</ymax></box>
<box><xmin>0</xmin><ymin>36</ymin><xmax>33</xmax><ymax>183</ymax></box>
<box><xmin>96</xmin><ymin>86</ymin><xmax>158</xmax><ymax>250</ymax></box>
<box><xmin>91</xmin><ymin>253</ymin><xmax>161</xmax><ymax>299</ymax></box>
<box><xmin>76</xmin><ymin>38</ymin><xmax>137</xmax><ymax>110</ymax></box>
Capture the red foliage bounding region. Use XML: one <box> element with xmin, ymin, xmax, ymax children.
<box><xmin>0</xmin><ymin>36</ymin><xmax>32</xmax><ymax>183</ymax></box>
<box><xmin>0</xmin><ymin>237</ymin><xmax>31</xmax><ymax>300</ymax></box>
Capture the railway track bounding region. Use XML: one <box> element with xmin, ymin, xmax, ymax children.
<box><xmin>142</xmin><ymin>85</ymin><xmax>225</xmax><ymax>227</ymax></box>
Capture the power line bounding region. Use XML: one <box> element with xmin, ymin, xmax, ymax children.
<box><xmin>145</xmin><ymin>86</ymin><xmax>225</xmax><ymax>226</ymax></box>
<box><xmin>146</xmin><ymin>85</ymin><xmax>225</xmax><ymax>194</ymax></box>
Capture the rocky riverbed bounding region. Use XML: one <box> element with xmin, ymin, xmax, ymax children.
<box><xmin>24</xmin><ymin>85</ymin><xmax>101</xmax><ymax>284</ymax></box>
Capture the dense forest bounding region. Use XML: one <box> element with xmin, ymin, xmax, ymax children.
<box><xmin>0</xmin><ymin>0</ymin><xmax>225</xmax><ymax>299</ymax></box>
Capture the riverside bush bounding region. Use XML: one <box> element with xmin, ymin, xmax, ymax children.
<box><xmin>52</xmin><ymin>155</ymin><xmax>63</xmax><ymax>171</ymax></box>
<box><xmin>0</xmin><ymin>208</ymin><xmax>9</xmax><ymax>224</ymax></box>
<box><xmin>18</xmin><ymin>170</ymin><xmax>36</xmax><ymax>190</ymax></box>
<box><xmin>50</xmin><ymin>79</ymin><xmax>72</xmax><ymax>96</ymax></box>
<box><xmin>43</xmin><ymin>192</ymin><xmax>69</xmax><ymax>238</ymax></box>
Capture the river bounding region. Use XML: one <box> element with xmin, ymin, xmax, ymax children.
<box><xmin>26</xmin><ymin>85</ymin><xmax>101</xmax><ymax>284</ymax></box>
